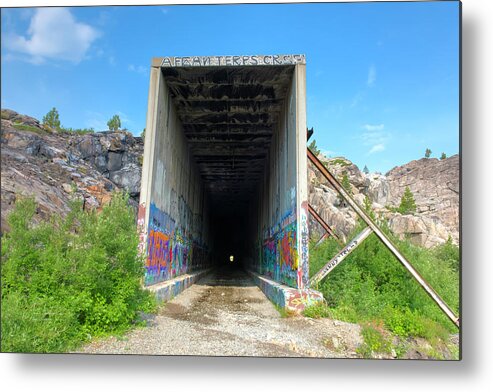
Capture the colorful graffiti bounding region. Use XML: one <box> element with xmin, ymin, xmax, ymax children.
<box><xmin>261</xmin><ymin>210</ymin><xmax>298</xmax><ymax>287</ymax></box>
<box><xmin>137</xmin><ymin>203</ymin><xmax>146</xmax><ymax>256</ymax></box>
<box><xmin>299</xmin><ymin>201</ymin><xmax>310</xmax><ymax>289</ymax></box>
<box><xmin>145</xmin><ymin>203</ymin><xmax>209</xmax><ymax>286</ymax></box>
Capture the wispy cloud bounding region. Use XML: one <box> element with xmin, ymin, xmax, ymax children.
<box><xmin>128</xmin><ymin>64</ymin><xmax>147</xmax><ymax>74</ymax></box>
<box><xmin>350</xmin><ymin>91</ymin><xmax>364</xmax><ymax>108</ymax></box>
<box><xmin>360</xmin><ymin>123</ymin><xmax>390</xmax><ymax>155</ymax></box>
<box><xmin>320</xmin><ymin>149</ymin><xmax>339</xmax><ymax>158</ymax></box>
<box><xmin>368</xmin><ymin>143</ymin><xmax>385</xmax><ymax>154</ymax></box>
<box><xmin>4</xmin><ymin>8</ymin><xmax>100</xmax><ymax>64</ymax></box>
<box><xmin>363</xmin><ymin>124</ymin><xmax>384</xmax><ymax>132</ymax></box>
<box><xmin>367</xmin><ymin>65</ymin><xmax>376</xmax><ymax>87</ymax></box>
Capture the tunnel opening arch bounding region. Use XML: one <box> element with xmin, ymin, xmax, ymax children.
<box><xmin>137</xmin><ymin>54</ymin><xmax>323</xmax><ymax>310</ymax></box>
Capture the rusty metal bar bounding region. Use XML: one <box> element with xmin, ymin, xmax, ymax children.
<box><xmin>310</xmin><ymin>226</ymin><xmax>373</xmax><ymax>285</ymax></box>
<box><xmin>307</xmin><ymin>147</ymin><xmax>460</xmax><ymax>328</ymax></box>
<box><xmin>308</xmin><ymin>203</ymin><xmax>344</xmax><ymax>247</ymax></box>
<box><xmin>314</xmin><ymin>232</ymin><xmax>329</xmax><ymax>248</ymax></box>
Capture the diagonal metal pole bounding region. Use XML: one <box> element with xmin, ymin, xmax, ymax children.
<box><xmin>314</xmin><ymin>232</ymin><xmax>329</xmax><ymax>248</ymax></box>
<box><xmin>307</xmin><ymin>147</ymin><xmax>460</xmax><ymax>328</ymax></box>
<box><xmin>308</xmin><ymin>203</ymin><xmax>344</xmax><ymax>247</ymax></box>
<box><xmin>310</xmin><ymin>226</ymin><xmax>373</xmax><ymax>285</ymax></box>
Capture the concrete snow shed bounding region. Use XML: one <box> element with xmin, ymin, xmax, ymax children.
<box><xmin>138</xmin><ymin>55</ymin><xmax>322</xmax><ymax>311</ymax></box>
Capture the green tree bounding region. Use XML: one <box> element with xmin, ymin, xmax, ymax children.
<box><xmin>440</xmin><ymin>152</ymin><xmax>447</xmax><ymax>160</ymax></box>
<box><xmin>363</xmin><ymin>195</ymin><xmax>376</xmax><ymax>220</ymax></box>
<box><xmin>107</xmin><ymin>115</ymin><xmax>121</xmax><ymax>131</ymax></box>
<box><xmin>341</xmin><ymin>173</ymin><xmax>353</xmax><ymax>196</ymax></box>
<box><xmin>363</xmin><ymin>165</ymin><xmax>370</xmax><ymax>175</ymax></box>
<box><xmin>309</xmin><ymin>139</ymin><xmax>320</xmax><ymax>155</ymax></box>
<box><xmin>425</xmin><ymin>148</ymin><xmax>432</xmax><ymax>158</ymax></box>
<box><xmin>398</xmin><ymin>187</ymin><xmax>417</xmax><ymax>214</ymax></box>
<box><xmin>42</xmin><ymin>107</ymin><xmax>61</xmax><ymax>130</ymax></box>
<box><xmin>141</xmin><ymin>128</ymin><xmax>145</xmax><ymax>141</ymax></box>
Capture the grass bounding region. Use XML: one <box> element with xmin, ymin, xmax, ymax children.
<box><xmin>12</xmin><ymin>122</ymin><xmax>46</xmax><ymax>134</ymax></box>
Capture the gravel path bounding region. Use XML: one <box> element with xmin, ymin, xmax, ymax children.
<box><xmin>77</xmin><ymin>266</ymin><xmax>363</xmax><ymax>358</ymax></box>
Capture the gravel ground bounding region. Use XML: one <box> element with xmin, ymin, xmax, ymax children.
<box><xmin>77</xmin><ymin>266</ymin><xmax>363</xmax><ymax>358</ymax></box>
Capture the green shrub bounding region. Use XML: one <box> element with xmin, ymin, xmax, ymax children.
<box><xmin>357</xmin><ymin>322</ymin><xmax>392</xmax><ymax>358</ymax></box>
<box><xmin>1</xmin><ymin>193</ymin><xmax>156</xmax><ymax>353</ymax></box>
<box><xmin>303</xmin><ymin>303</ymin><xmax>332</xmax><ymax>319</ymax></box>
<box><xmin>309</xmin><ymin>220</ymin><xmax>459</xmax><ymax>343</ymax></box>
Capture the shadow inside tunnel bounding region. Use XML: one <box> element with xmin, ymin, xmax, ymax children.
<box><xmin>197</xmin><ymin>264</ymin><xmax>256</xmax><ymax>288</ymax></box>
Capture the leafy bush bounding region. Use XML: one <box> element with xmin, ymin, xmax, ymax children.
<box><xmin>1</xmin><ymin>193</ymin><xmax>156</xmax><ymax>353</ymax></box>
<box><xmin>309</xmin><ymin>221</ymin><xmax>459</xmax><ymax>343</ymax></box>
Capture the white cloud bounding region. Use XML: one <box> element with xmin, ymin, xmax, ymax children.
<box><xmin>128</xmin><ymin>64</ymin><xmax>147</xmax><ymax>74</ymax></box>
<box><xmin>5</xmin><ymin>8</ymin><xmax>100</xmax><ymax>64</ymax></box>
<box><xmin>363</xmin><ymin>124</ymin><xmax>384</xmax><ymax>131</ymax></box>
<box><xmin>368</xmin><ymin>143</ymin><xmax>385</xmax><ymax>154</ymax></box>
<box><xmin>360</xmin><ymin>124</ymin><xmax>390</xmax><ymax>155</ymax></box>
<box><xmin>367</xmin><ymin>65</ymin><xmax>376</xmax><ymax>87</ymax></box>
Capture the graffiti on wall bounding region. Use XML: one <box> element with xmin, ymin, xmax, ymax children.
<box><xmin>299</xmin><ymin>201</ymin><xmax>310</xmax><ymax>289</ymax></box>
<box><xmin>137</xmin><ymin>203</ymin><xmax>146</xmax><ymax>256</ymax></box>
<box><xmin>261</xmin><ymin>210</ymin><xmax>298</xmax><ymax>288</ymax></box>
<box><xmin>145</xmin><ymin>202</ymin><xmax>209</xmax><ymax>286</ymax></box>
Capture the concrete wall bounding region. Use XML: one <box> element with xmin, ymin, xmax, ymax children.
<box><xmin>139</xmin><ymin>67</ymin><xmax>211</xmax><ymax>287</ymax></box>
<box><xmin>139</xmin><ymin>57</ymin><xmax>311</xmax><ymax>306</ymax></box>
<box><xmin>249</xmin><ymin>64</ymin><xmax>309</xmax><ymax>290</ymax></box>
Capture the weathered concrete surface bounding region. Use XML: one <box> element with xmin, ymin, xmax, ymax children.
<box><xmin>77</xmin><ymin>266</ymin><xmax>362</xmax><ymax>358</ymax></box>
<box><xmin>139</xmin><ymin>54</ymin><xmax>313</xmax><ymax>308</ymax></box>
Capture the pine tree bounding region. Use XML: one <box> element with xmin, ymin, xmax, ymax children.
<box><xmin>341</xmin><ymin>173</ymin><xmax>353</xmax><ymax>196</ymax></box>
<box><xmin>308</xmin><ymin>139</ymin><xmax>320</xmax><ymax>155</ymax></box>
<box><xmin>363</xmin><ymin>165</ymin><xmax>369</xmax><ymax>174</ymax></box>
<box><xmin>425</xmin><ymin>148</ymin><xmax>432</xmax><ymax>158</ymax></box>
<box><xmin>363</xmin><ymin>195</ymin><xmax>376</xmax><ymax>220</ymax></box>
<box><xmin>107</xmin><ymin>115</ymin><xmax>121</xmax><ymax>131</ymax></box>
<box><xmin>398</xmin><ymin>187</ymin><xmax>417</xmax><ymax>214</ymax></box>
<box><xmin>42</xmin><ymin>107</ymin><xmax>61</xmax><ymax>130</ymax></box>
<box><xmin>440</xmin><ymin>152</ymin><xmax>447</xmax><ymax>160</ymax></box>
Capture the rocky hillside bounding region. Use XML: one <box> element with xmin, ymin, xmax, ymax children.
<box><xmin>1</xmin><ymin>109</ymin><xmax>459</xmax><ymax>249</ymax></box>
<box><xmin>308</xmin><ymin>152</ymin><xmax>459</xmax><ymax>248</ymax></box>
<box><xmin>1</xmin><ymin>109</ymin><xmax>143</xmax><ymax>232</ymax></box>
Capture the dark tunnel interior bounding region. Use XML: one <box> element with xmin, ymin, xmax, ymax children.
<box><xmin>162</xmin><ymin>65</ymin><xmax>295</xmax><ymax>271</ymax></box>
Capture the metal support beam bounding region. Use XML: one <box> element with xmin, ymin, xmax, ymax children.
<box><xmin>308</xmin><ymin>203</ymin><xmax>344</xmax><ymax>247</ymax></box>
<box><xmin>310</xmin><ymin>226</ymin><xmax>373</xmax><ymax>285</ymax></box>
<box><xmin>307</xmin><ymin>147</ymin><xmax>460</xmax><ymax>328</ymax></box>
<box><xmin>314</xmin><ymin>233</ymin><xmax>329</xmax><ymax>248</ymax></box>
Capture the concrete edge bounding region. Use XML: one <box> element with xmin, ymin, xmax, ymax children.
<box><xmin>145</xmin><ymin>269</ymin><xmax>211</xmax><ymax>302</ymax></box>
<box><xmin>246</xmin><ymin>270</ymin><xmax>324</xmax><ymax>313</ymax></box>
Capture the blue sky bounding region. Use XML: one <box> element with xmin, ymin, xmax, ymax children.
<box><xmin>1</xmin><ymin>1</ymin><xmax>459</xmax><ymax>173</ymax></box>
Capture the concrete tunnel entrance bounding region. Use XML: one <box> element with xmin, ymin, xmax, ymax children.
<box><xmin>137</xmin><ymin>55</ymin><xmax>323</xmax><ymax>311</ymax></box>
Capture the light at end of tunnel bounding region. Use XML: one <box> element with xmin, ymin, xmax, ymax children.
<box><xmin>229</xmin><ymin>255</ymin><xmax>234</xmax><ymax>262</ymax></box>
